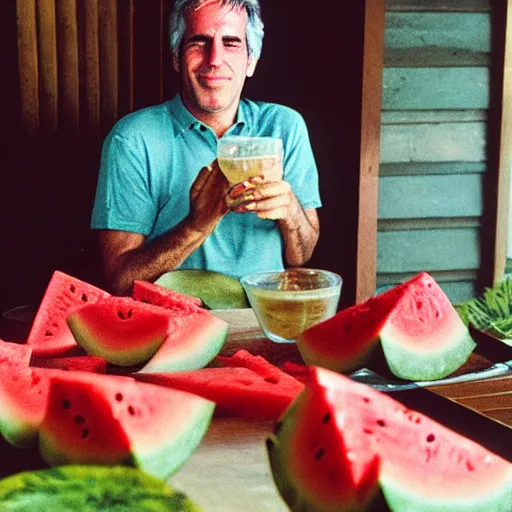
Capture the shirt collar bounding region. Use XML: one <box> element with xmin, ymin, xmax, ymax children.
<box><xmin>168</xmin><ymin>94</ymin><xmax>247</xmax><ymax>135</ymax></box>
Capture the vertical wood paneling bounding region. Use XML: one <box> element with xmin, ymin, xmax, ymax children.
<box><xmin>493</xmin><ymin>1</ymin><xmax>512</xmax><ymax>283</ymax></box>
<box><xmin>78</xmin><ymin>0</ymin><xmax>100</xmax><ymax>139</ymax></box>
<box><xmin>357</xmin><ymin>0</ymin><xmax>385</xmax><ymax>303</ymax></box>
<box><xmin>55</xmin><ymin>0</ymin><xmax>79</xmax><ymax>135</ymax></box>
<box><xmin>16</xmin><ymin>0</ymin><xmax>39</xmax><ymax>136</ymax></box>
<box><xmin>118</xmin><ymin>0</ymin><xmax>134</xmax><ymax>117</ymax></box>
<box><xmin>36</xmin><ymin>0</ymin><xmax>58</xmax><ymax>134</ymax></box>
<box><xmin>98</xmin><ymin>0</ymin><xmax>118</xmax><ymax>136</ymax></box>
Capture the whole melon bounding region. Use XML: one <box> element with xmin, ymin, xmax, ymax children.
<box><xmin>0</xmin><ymin>465</ymin><xmax>202</xmax><ymax>511</ymax></box>
<box><xmin>267</xmin><ymin>366</ymin><xmax>512</xmax><ymax>512</ymax></box>
<box><xmin>297</xmin><ymin>272</ymin><xmax>476</xmax><ymax>380</ymax></box>
<box><xmin>155</xmin><ymin>270</ymin><xmax>249</xmax><ymax>310</ymax></box>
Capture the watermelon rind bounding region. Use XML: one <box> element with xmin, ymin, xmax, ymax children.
<box><xmin>38</xmin><ymin>372</ymin><xmax>215</xmax><ymax>480</ymax></box>
<box><xmin>0</xmin><ymin>465</ymin><xmax>202</xmax><ymax>511</ymax></box>
<box><xmin>66</xmin><ymin>297</ymin><xmax>172</xmax><ymax>366</ymax></box>
<box><xmin>137</xmin><ymin>309</ymin><xmax>229</xmax><ymax>373</ymax></box>
<box><xmin>268</xmin><ymin>367</ymin><xmax>512</xmax><ymax>512</ymax></box>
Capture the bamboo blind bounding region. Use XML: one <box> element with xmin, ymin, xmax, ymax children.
<box><xmin>16</xmin><ymin>0</ymin><xmax>173</xmax><ymax>141</ymax></box>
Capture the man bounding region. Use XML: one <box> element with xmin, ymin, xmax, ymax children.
<box><xmin>91</xmin><ymin>0</ymin><xmax>321</xmax><ymax>295</ymax></box>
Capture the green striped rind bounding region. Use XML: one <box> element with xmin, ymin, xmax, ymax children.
<box><xmin>380</xmin><ymin>469</ymin><xmax>512</xmax><ymax>512</ymax></box>
<box><xmin>0</xmin><ymin>465</ymin><xmax>202</xmax><ymax>511</ymax></box>
<box><xmin>66</xmin><ymin>315</ymin><xmax>166</xmax><ymax>367</ymax></box>
<box><xmin>380</xmin><ymin>325</ymin><xmax>476</xmax><ymax>381</ymax></box>
<box><xmin>137</xmin><ymin>313</ymin><xmax>229</xmax><ymax>373</ymax></box>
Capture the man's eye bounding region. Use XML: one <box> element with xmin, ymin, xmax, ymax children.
<box><xmin>224</xmin><ymin>39</ymin><xmax>242</xmax><ymax>48</ymax></box>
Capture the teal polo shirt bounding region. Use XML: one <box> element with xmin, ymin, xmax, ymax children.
<box><xmin>91</xmin><ymin>94</ymin><xmax>321</xmax><ymax>280</ymax></box>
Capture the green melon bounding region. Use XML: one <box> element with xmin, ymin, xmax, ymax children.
<box><xmin>267</xmin><ymin>366</ymin><xmax>512</xmax><ymax>512</ymax></box>
<box><xmin>297</xmin><ymin>272</ymin><xmax>476</xmax><ymax>380</ymax></box>
<box><xmin>155</xmin><ymin>270</ymin><xmax>249</xmax><ymax>309</ymax></box>
<box><xmin>66</xmin><ymin>297</ymin><xmax>172</xmax><ymax>367</ymax></box>
<box><xmin>38</xmin><ymin>371</ymin><xmax>214</xmax><ymax>479</ymax></box>
<box><xmin>0</xmin><ymin>465</ymin><xmax>202</xmax><ymax>511</ymax></box>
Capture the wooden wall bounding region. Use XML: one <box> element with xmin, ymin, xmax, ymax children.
<box><xmin>377</xmin><ymin>0</ymin><xmax>509</xmax><ymax>303</ymax></box>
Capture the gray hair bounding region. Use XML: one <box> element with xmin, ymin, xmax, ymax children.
<box><xmin>170</xmin><ymin>0</ymin><xmax>264</xmax><ymax>61</ymax></box>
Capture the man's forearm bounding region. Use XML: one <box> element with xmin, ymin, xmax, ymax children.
<box><xmin>108</xmin><ymin>221</ymin><xmax>210</xmax><ymax>295</ymax></box>
<box><xmin>278</xmin><ymin>206</ymin><xmax>319</xmax><ymax>267</ymax></box>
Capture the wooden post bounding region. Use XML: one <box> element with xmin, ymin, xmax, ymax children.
<box><xmin>356</xmin><ymin>0</ymin><xmax>386</xmax><ymax>303</ymax></box>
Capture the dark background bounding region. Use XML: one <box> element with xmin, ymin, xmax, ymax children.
<box><xmin>1</xmin><ymin>1</ymin><xmax>366</xmax><ymax>314</ymax></box>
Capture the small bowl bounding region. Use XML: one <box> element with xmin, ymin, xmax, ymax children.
<box><xmin>241</xmin><ymin>268</ymin><xmax>342</xmax><ymax>343</ymax></box>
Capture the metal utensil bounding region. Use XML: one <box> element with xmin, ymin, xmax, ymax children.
<box><xmin>350</xmin><ymin>360</ymin><xmax>512</xmax><ymax>392</ymax></box>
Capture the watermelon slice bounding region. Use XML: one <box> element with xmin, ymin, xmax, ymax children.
<box><xmin>39</xmin><ymin>371</ymin><xmax>214</xmax><ymax>479</ymax></box>
<box><xmin>137</xmin><ymin>308</ymin><xmax>229</xmax><ymax>373</ymax></box>
<box><xmin>0</xmin><ymin>465</ymin><xmax>202</xmax><ymax>511</ymax></box>
<box><xmin>66</xmin><ymin>297</ymin><xmax>174</xmax><ymax>366</ymax></box>
<box><xmin>268</xmin><ymin>367</ymin><xmax>512</xmax><ymax>512</ymax></box>
<box><xmin>134</xmin><ymin>350</ymin><xmax>304</xmax><ymax>420</ymax></box>
<box><xmin>133</xmin><ymin>280</ymin><xmax>203</xmax><ymax>312</ymax></box>
<box><xmin>0</xmin><ymin>339</ymin><xmax>33</xmax><ymax>366</ymax></box>
<box><xmin>297</xmin><ymin>272</ymin><xmax>476</xmax><ymax>380</ymax></box>
<box><xmin>26</xmin><ymin>271</ymin><xmax>110</xmax><ymax>357</ymax></box>
<box><xmin>31</xmin><ymin>355</ymin><xmax>107</xmax><ymax>373</ymax></box>
<box><xmin>0</xmin><ymin>362</ymin><xmax>51</xmax><ymax>448</ymax></box>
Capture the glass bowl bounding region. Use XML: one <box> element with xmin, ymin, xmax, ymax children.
<box><xmin>241</xmin><ymin>268</ymin><xmax>342</xmax><ymax>343</ymax></box>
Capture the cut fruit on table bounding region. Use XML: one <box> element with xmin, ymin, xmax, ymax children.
<box><xmin>39</xmin><ymin>371</ymin><xmax>215</xmax><ymax>479</ymax></box>
<box><xmin>267</xmin><ymin>366</ymin><xmax>512</xmax><ymax>512</ymax></box>
<box><xmin>134</xmin><ymin>349</ymin><xmax>304</xmax><ymax>421</ymax></box>
<box><xmin>0</xmin><ymin>465</ymin><xmax>203</xmax><ymax>511</ymax></box>
<box><xmin>296</xmin><ymin>272</ymin><xmax>476</xmax><ymax>381</ymax></box>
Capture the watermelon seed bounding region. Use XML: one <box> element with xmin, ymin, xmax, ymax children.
<box><xmin>323</xmin><ymin>413</ymin><xmax>331</xmax><ymax>423</ymax></box>
<box><xmin>74</xmin><ymin>415</ymin><xmax>85</xmax><ymax>425</ymax></box>
<box><xmin>235</xmin><ymin>379</ymin><xmax>253</xmax><ymax>386</ymax></box>
<box><xmin>363</xmin><ymin>428</ymin><xmax>373</xmax><ymax>435</ymax></box>
<box><xmin>416</xmin><ymin>301</ymin><xmax>423</xmax><ymax>309</ymax></box>
<box><xmin>264</xmin><ymin>376</ymin><xmax>279</xmax><ymax>384</ymax></box>
<box><xmin>62</xmin><ymin>399</ymin><xmax>71</xmax><ymax>409</ymax></box>
<box><xmin>466</xmin><ymin>459</ymin><xmax>475</xmax><ymax>471</ymax></box>
<box><xmin>377</xmin><ymin>419</ymin><xmax>386</xmax><ymax>427</ymax></box>
<box><xmin>70</xmin><ymin>285</ymin><xmax>76</xmax><ymax>293</ymax></box>
<box><xmin>128</xmin><ymin>405</ymin><xmax>136</xmax><ymax>416</ymax></box>
<box><xmin>426</xmin><ymin>433</ymin><xmax>435</xmax><ymax>443</ymax></box>
<box><xmin>407</xmin><ymin>413</ymin><xmax>422</xmax><ymax>424</ymax></box>
<box><xmin>115</xmin><ymin>393</ymin><xmax>123</xmax><ymax>401</ymax></box>
<box><xmin>127</xmin><ymin>309</ymin><xmax>133</xmax><ymax>318</ymax></box>
<box><xmin>81</xmin><ymin>294</ymin><xmax>88</xmax><ymax>302</ymax></box>
<box><xmin>81</xmin><ymin>428</ymin><xmax>89</xmax><ymax>439</ymax></box>
<box><xmin>362</xmin><ymin>397</ymin><xmax>370</xmax><ymax>403</ymax></box>
<box><xmin>315</xmin><ymin>448</ymin><xmax>325</xmax><ymax>460</ymax></box>
<box><xmin>435</xmin><ymin>310</ymin><xmax>440</xmax><ymax>318</ymax></box>
<box><xmin>45</xmin><ymin>330</ymin><xmax>54</xmax><ymax>337</ymax></box>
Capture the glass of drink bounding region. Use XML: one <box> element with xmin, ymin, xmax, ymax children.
<box><xmin>241</xmin><ymin>268</ymin><xmax>342</xmax><ymax>343</ymax></box>
<box><xmin>217</xmin><ymin>136</ymin><xmax>283</xmax><ymax>185</ymax></box>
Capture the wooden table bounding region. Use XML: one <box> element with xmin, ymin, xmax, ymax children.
<box><xmin>168</xmin><ymin>308</ymin><xmax>512</xmax><ymax>511</ymax></box>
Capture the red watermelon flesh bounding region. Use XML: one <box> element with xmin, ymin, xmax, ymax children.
<box><xmin>66</xmin><ymin>297</ymin><xmax>174</xmax><ymax>367</ymax></box>
<box><xmin>132</xmin><ymin>280</ymin><xmax>202</xmax><ymax>313</ymax></box>
<box><xmin>0</xmin><ymin>361</ymin><xmax>51</xmax><ymax>448</ymax></box>
<box><xmin>39</xmin><ymin>371</ymin><xmax>215</xmax><ymax>479</ymax></box>
<box><xmin>268</xmin><ymin>367</ymin><xmax>512</xmax><ymax>512</ymax></box>
<box><xmin>134</xmin><ymin>350</ymin><xmax>304</xmax><ymax>421</ymax></box>
<box><xmin>297</xmin><ymin>272</ymin><xmax>476</xmax><ymax>380</ymax></box>
<box><xmin>26</xmin><ymin>271</ymin><xmax>110</xmax><ymax>357</ymax></box>
<box><xmin>137</xmin><ymin>308</ymin><xmax>229</xmax><ymax>373</ymax></box>
<box><xmin>0</xmin><ymin>339</ymin><xmax>33</xmax><ymax>366</ymax></box>
<box><xmin>31</xmin><ymin>355</ymin><xmax>107</xmax><ymax>373</ymax></box>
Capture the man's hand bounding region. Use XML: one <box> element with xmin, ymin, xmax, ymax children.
<box><xmin>189</xmin><ymin>161</ymin><xmax>230</xmax><ymax>234</ymax></box>
<box><xmin>226</xmin><ymin>176</ymin><xmax>300</xmax><ymax>224</ymax></box>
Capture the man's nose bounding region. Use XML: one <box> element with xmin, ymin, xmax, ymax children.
<box><xmin>207</xmin><ymin>38</ymin><xmax>224</xmax><ymax>67</ymax></box>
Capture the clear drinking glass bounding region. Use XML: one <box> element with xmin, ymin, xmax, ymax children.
<box><xmin>241</xmin><ymin>268</ymin><xmax>342</xmax><ymax>343</ymax></box>
<box><xmin>217</xmin><ymin>136</ymin><xmax>284</xmax><ymax>185</ymax></box>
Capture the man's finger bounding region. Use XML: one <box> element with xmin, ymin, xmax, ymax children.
<box><xmin>190</xmin><ymin>166</ymin><xmax>213</xmax><ymax>200</ymax></box>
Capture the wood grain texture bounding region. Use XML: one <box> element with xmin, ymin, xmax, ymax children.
<box><xmin>36</xmin><ymin>0</ymin><xmax>58</xmax><ymax>134</ymax></box>
<box><xmin>55</xmin><ymin>0</ymin><xmax>79</xmax><ymax>135</ymax></box>
<box><xmin>16</xmin><ymin>0</ymin><xmax>39</xmax><ymax>136</ymax></box>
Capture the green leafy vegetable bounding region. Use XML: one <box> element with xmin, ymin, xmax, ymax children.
<box><xmin>460</xmin><ymin>279</ymin><xmax>512</xmax><ymax>346</ymax></box>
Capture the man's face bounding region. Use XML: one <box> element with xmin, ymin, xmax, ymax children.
<box><xmin>175</xmin><ymin>0</ymin><xmax>257</xmax><ymax>116</ymax></box>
